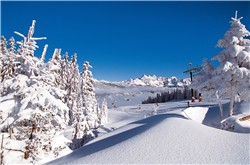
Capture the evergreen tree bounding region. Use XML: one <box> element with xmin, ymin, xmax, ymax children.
<box><xmin>67</xmin><ymin>53</ymin><xmax>81</xmax><ymax>125</ymax></box>
<box><xmin>48</xmin><ymin>48</ymin><xmax>62</xmax><ymax>87</ymax></box>
<box><xmin>0</xmin><ymin>36</ymin><xmax>8</xmax><ymax>55</ymax></box>
<box><xmin>0</xmin><ymin>36</ymin><xmax>16</xmax><ymax>82</ymax></box>
<box><xmin>0</xmin><ymin>56</ymin><xmax>15</xmax><ymax>82</ymax></box>
<box><xmin>70</xmin><ymin>61</ymin><xmax>100</xmax><ymax>150</ymax></box>
<box><xmin>70</xmin><ymin>54</ymin><xmax>80</xmax><ymax>101</ymax></box>
<box><xmin>70</xmin><ymin>114</ymin><xmax>94</xmax><ymax>150</ymax></box>
<box><xmin>192</xmin><ymin>11</ymin><xmax>250</xmax><ymax>117</ymax></box>
<box><xmin>217</xmin><ymin>11</ymin><xmax>250</xmax><ymax>48</ymax></box>
<box><xmin>8</xmin><ymin>37</ymin><xmax>16</xmax><ymax>54</ymax></box>
<box><xmin>81</xmin><ymin>61</ymin><xmax>99</xmax><ymax>129</ymax></box>
<box><xmin>70</xmin><ymin>97</ymin><xmax>93</xmax><ymax>150</ymax></box>
<box><xmin>15</xmin><ymin>20</ymin><xmax>46</xmax><ymax>57</ymax></box>
<box><xmin>99</xmin><ymin>99</ymin><xmax>108</xmax><ymax>125</ymax></box>
<box><xmin>214</xmin><ymin>12</ymin><xmax>250</xmax><ymax>116</ymax></box>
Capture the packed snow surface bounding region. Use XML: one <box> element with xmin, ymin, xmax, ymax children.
<box><xmin>183</xmin><ymin>107</ymin><xmax>209</xmax><ymax>123</ymax></box>
<box><xmin>49</xmin><ymin>101</ymin><xmax>250</xmax><ymax>164</ymax></box>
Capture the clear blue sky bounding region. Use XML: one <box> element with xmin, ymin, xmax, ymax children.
<box><xmin>1</xmin><ymin>1</ymin><xmax>250</xmax><ymax>81</ymax></box>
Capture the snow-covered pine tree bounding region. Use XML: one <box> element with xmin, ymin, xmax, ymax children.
<box><xmin>15</xmin><ymin>20</ymin><xmax>46</xmax><ymax>57</ymax></box>
<box><xmin>217</xmin><ymin>11</ymin><xmax>250</xmax><ymax>48</ymax></box>
<box><xmin>81</xmin><ymin>61</ymin><xmax>99</xmax><ymax>129</ymax></box>
<box><xmin>11</xmin><ymin>21</ymin><xmax>47</xmax><ymax>78</ymax></box>
<box><xmin>0</xmin><ymin>36</ymin><xmax>8</xmax><ymax>55</ymax></box>
<box><xmin>99</xmin><ymin>99</ymin><xmax>108</xmax><ymax>125</ymax></box>
<box><xmin>16</xmin><ymin>39</ymin><xmax>24</xmax><ymax>55</ymax></box>
<box><xmin>8</xmin><ymin>37</ymin><xmax>16</xmax><ymax>54</ymax></box>
<box><xmin>70</xmin><ymin>60</ymin><xmax>96</xmax><ymax>149</ymax></box>
<box><xmin>192</xmin><ymin>11</ymin><xmax>250</xmax><ymax>117</ymax></box>
<box><xmin>66</xmin><ymin>53</ymin><xmax>81</xmax><ymax>125</ymax></box>
<box><xmin>52</xmin><ymin>48</ymin><xmax>61</xmax><ymax>62</ymax></box>
<box><xmin>60</xmin><ymin>52</ymin><xmax>69</xmax><ymax>89</ymax></box>
<box><xmin>47</xmin><ymin>48</ymin><xmax>63</xmax><ymax>87</ymax></box>
<box><xmin>70</xmin><ymin>61</ymin><xmax>99</xmax><ymax>149</ymax></box>
<box><xmin>69</xmin><ymin>58</ymin><xmax>105</xmax><ymax>149</ymax></box>
<box><xmin>0</xmin><ymin>36</ymin><xmax>16</xmax><ymax>83</ymax></box>
<box><xmin>70</xmin><ymin>97</ymin><xmax>94</xmax><ymax>150</ymax></box>
<box><xmin>70</xmin><ymin>54</ymin><xmax>81</xmax><ymax>98</ymax></box>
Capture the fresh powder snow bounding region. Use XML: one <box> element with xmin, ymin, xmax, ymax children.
<box><xmin>48</xmin><ymin>100</ymin><xmax>250</xmax><ymax>164</ymax></box>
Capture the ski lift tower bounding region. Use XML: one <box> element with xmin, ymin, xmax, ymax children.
<box><xmin>183</xmin><ymin>62</ymin><xmax>202</xmax><ymax>97</ymax></box>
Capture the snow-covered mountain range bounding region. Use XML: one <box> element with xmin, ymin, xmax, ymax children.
<box><xmin>93</xmin><ymin>75</ymin><xmax>191</xmax><ymax>108</ymax></box>
<box><xmin>95</xmin><ymin>75</ymin><xmax>191</xmax><ymax>88</ymax></box>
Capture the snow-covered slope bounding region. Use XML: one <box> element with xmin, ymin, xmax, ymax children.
<box><xmin>94</xmin><ymin>80</ymin><xmax>170</xmax><ymax>107</ymax></box>
<box><xmin>49</xmin><ymin>103</ymin><xmax>249</xmax><ymax>164</ymax></box>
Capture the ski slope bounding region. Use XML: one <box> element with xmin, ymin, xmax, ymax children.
<box><xmin>48</xmin><ymin>100</ymin><xmax>250</xmax><ymax>164</ymax></box>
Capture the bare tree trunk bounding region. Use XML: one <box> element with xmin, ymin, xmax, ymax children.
<box><xmin>229</xmin><ymin>85</ymin><xmax>235</xmax><ymax>116</ymax></box>
<box><xmin>216</xmin><ymin>90</ymin><xmax>224</xmax><ymax>120</ymax></box>
<box><xmin>1</xmin><ymin>134</ymin><xmax>4</xmax><ymax>165</ymax></box>
<box><xmin>219</xmin><ymin>102</ymin><xmax>224</xmax><ymax>120</ymax></box>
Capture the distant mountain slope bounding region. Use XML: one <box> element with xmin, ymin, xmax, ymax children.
<box><xmin>95</xmin><ymin>75</ymin><xmax>191</xmax><ymax>88</ymax></box>
<box><xmin>94</xmin><ymin>75</ymin><xmax>191</xmax><ymax>107</ymax></box>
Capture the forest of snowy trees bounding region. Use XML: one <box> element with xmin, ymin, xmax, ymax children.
<box><xmin>142</xmin><ymin>87</ymin><xmax>198</xmax><ymax>104</ymax></box>
<box><xmin>0</xmin><ymin>20</ymin><xmax>108</xmax><ymax>163</ymax></box>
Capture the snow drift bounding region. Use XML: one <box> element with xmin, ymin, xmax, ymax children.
<box><xmin>49</xmin><ymin>111</ymin><xmax>250</xmax><ymax>164</ymax></box>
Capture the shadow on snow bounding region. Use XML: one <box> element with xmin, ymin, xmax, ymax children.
<box><xmin>48</xmin><ymin>113</ymin><xmax>188</xmax><ymax>164</ymax></box>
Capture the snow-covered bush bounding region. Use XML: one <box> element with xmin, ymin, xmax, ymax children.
<box><xmin>221</xmin><ymin>115</ymin><xmax>250</xmax><ymax>133</ymax></box>
<box><xmin>0</xmin><ymin>73</ymin><xmax>70</xmax><ymax>161</ymax></box>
